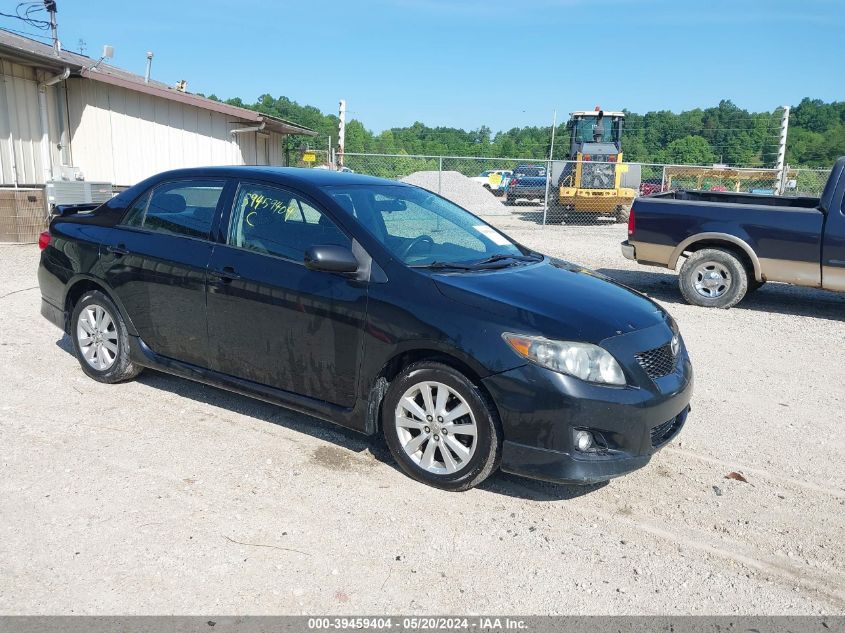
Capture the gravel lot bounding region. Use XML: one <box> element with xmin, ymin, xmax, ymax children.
<box><xmin>1</xmin><ymin>217</ymin><xmax>844</xmax><ymax>615</ymax></box>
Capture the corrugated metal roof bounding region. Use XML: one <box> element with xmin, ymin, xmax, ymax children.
<box><xmin>0</xmin><ymin>29</ymin><xmax>317</xmax><ymax>136</ymax></box>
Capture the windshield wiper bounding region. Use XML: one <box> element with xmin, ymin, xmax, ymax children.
<box><xmin>409</xmin><ymin>261</ymin><xmax>477</xmax><ymax>270</ymax></box>
<box><xmin>465</xmin><ymin>253</ymin><xmax>543</xmax><ymax>268</ymax></box>
<box><xmin>410</xmin><ymin>253</ymin><xmax>542</xmax><ymax>271</ymax></box>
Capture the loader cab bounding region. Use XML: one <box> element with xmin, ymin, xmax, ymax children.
<box><xmin>568</xmin><ymin>110</ymin><xmax>625</xmax><ymax>159</ymax></box>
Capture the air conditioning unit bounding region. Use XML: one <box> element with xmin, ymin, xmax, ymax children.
<box><xmin>45</xmin><ymin>180</ymin><xmax>114</xmax><ymax>208</ymax></box>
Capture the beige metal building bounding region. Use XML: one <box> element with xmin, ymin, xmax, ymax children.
<box><xmin>0</xmin><ymin>30</ymin><xmax>316</xmax><ymax>188</ymax></box>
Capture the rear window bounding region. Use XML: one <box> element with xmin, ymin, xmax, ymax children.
<box><xmin>514</xmin><ymin>166</ymin><xmax>545</xmax><ymax>177</ymax></box>
<box><xmin>122</xmin><ymin>180</ymin><xmax>224</xmax><ymax>239</ymax></box>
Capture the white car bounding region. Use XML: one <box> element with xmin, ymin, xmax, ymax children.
<box><xmin>471</xmin><ymin>169</ymin><xmax>512</xmax><ymax>196</ymax></box>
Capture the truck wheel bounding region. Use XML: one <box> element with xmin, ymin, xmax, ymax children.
<box><xmin>382</xmin><ymin>361</ymin><xmax>502</xmax><ymax>491</ymax></box>
<box><xmin>679</xmin><ymin>249</ymin><xmax>748</xmax><ymax>309</ymax></box>
<box><xmin>615</xmin><ymin>205</ymin><xmax>631</xmax><ymax>223</ymax></box>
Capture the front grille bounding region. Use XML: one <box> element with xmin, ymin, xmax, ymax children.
<box><xmin>581</xmin><ymin>163</ymin><xmax>615</xmax><ymax>189</ymax></box>
<box><xmin>651</xmin><ymin>409</ymin><xmax>687</xmax><ymax>448</ymax></box>
<box><xmin>635</xmin><ymin>343</ymin><xmax>677</xmax><ymax>379</ymax></box>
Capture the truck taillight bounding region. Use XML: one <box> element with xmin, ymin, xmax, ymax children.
<box><xmin>38</xmin><ymin>231</ymin><xmax>51</xmax><ymax>250</ymax></box>
<box><xmin>628</xmin><ymin>208</ymin><xmax>636</xmax><ymax>236</ymax></box>
<box><xmin>608</xmin><ymin>154</ymin><xmax>617</xmax><ymax>162</ymax></box>
<box><xmin>510</xmin><ymin>178</ymin><xmax>519</xmax><ymax>186</ymax></box>
<box><xmin>583</xmin><ymin>155</ymin><xmax>591</xmax><ymax>161</ymax></box>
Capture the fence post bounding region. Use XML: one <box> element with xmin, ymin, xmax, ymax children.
<box><xmin>438</xmin><ymin>156</ymin><xmax>443</xmax><ymax>194</ymax></box>
<box><xmin>661</xmin><ymin>165</ymin><xmax>667</xmax><ymax>192</ymax></box>
<box><xmin>542</xmin><ymin>160</ymin><xmax>550</xmax><ymax>226</ymax></box>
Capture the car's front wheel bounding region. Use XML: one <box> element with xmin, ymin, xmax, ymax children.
<box><xmin>71</xmin><ymin>290</ymin><xmax>142</xmax><ymax>383</ymax></box>
<box><xmin>383</xmin><ymin>362</ymin><xmax>501</xmax><ymax>491</ymax></box>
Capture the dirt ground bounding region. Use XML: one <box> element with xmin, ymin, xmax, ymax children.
<box><xmin>1</xmin><ymin>216</ymin><xmax>844</xmax><ymax>615</ymax></box>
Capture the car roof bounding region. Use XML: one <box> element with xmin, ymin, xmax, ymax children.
<box><xmin>145</xmin><ymin>165</ymin><xmax>406</xmax><ymax>189</ymax></box>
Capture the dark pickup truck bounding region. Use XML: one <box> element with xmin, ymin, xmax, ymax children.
<box><xmin>503</xmin><ymin>164</ymin><xmax>548</xmax><ymax>205</ymax></box>
<box><xmin>621</xmin><ymin>156</ymin><xmax>845</xmax><ymax>308</ymax></box>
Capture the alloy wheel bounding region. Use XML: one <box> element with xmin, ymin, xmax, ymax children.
<box><xmin>394</xmin><ymin>381</ymin><xmax>478</xmax><ymax>475</ymax></box>
<box><xmin>76</xmin><ymin>303</ymin><xmax>119</xmax><ymax>371</ymax></box>
<box><xmin>693</xmin><ymin>261</ymin><xmax>732</xmax><ymax>298</ymax></box>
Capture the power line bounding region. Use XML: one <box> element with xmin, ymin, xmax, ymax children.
<box><xmin>0</xmin><ymin>24</ymin><xmax>51</xmax><ymax>40</ymax></box>
<box><xmin>0</xmin><ymin>2</ymin><xmax>50</xmax><ymax>29</ymax></box>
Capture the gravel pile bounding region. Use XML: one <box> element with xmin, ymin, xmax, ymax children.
<box><xmin>401</xmin><ymin>170</ymin><xmax>510</xmax><ymax>216</ymax></box>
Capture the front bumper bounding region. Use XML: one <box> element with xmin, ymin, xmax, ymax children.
<box><xmin>482</xmin><ymin>324</ymin><xmax>693</xmax><ymax>484</ymax></box>
<box><xmin>621</xmin><ymin>240</ymin><xmax>636</xmax><ymax>261</ymax></box>
<box><xmin>558</xmin><ymin>187</ymin><xmax>636</xmax><ymax>213</ymax></box>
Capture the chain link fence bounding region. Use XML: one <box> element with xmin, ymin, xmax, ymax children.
<box><xmin>339</xmin><ymin>153</ymin><xmax>831</xmax><ymax>226</ymax></box>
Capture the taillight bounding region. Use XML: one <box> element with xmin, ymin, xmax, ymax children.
<box><xmin>38</xmin><ymin>231</ymin><xmax>51</xmax><ymax>250</ymax></box>
<box><xmin>608</xmin><ymin>154</ymin><xmax>617</xmax><ymax>162</ymax></box>
<box><xmin>510</xmin><ymin>178</ymin><xmax>519</xmax><ymax>186</ymax></box>
<box><xmin>628</xmin><ymin>208</ymin><xmax>636</xmax><ymax>236</ymax></box>
<box><xmin>583</xmin><ymin>154</ymin><xmax>591</xmax><ymax>161</ymax></box>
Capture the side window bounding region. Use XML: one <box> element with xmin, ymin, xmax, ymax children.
<box><xmin>121</xmin><ymin>180</ymin><xmax>224</xmax><ymax>239</ymax></box>
<box><xmin>122</xmin><ymin>191</ymin><xmax>150</xmax><ymax>228</ymax></box>
<box><xmin>228</xmin><ymin>183</ymin><xmax>350</xmax><ymax>261</ymax></box>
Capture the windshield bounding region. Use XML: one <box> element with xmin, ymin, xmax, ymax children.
<box><xmin>325</xmin><ymin>184</ymin><xmax>526</xmax><ymax>267</ymax></box>
<box><xmin>573</xmin><ymin>117</ymin><xmax>620</xmax><ymax>143</ymax></box>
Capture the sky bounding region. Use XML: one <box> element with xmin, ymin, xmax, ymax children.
<box><xmin>2</xmin><ymin>0</ymin><xmax>843</xmax><ymax>133</ymax></box>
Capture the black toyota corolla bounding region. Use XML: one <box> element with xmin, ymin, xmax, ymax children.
<box><xmin>38</xmin><ymin>166</ymin><xmax>693</xmax><ymax>491</ymax></box>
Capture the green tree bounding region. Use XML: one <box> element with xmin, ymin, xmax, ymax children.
<box><xmin>659</xmin><ymin>136</ymin><xmax>717</xmax><ymax>165</ymax></box>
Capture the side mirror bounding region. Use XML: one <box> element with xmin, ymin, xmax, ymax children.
<box><xmin>304</xmin><ymin>244</ymin><xmax>359</xmax><ymax>274</ymax></box>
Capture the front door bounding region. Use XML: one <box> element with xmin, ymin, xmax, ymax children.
<box><xmin>206</xmin><ymin>180</ymin><xmax>368</xmax><ymax>407</ymax></box>
<box><xmin>100</xmin><ymin>178</ymin><xmax>227</xmax><ymax>367</ymax></box>
<box><xmin>822</xmin><ymin>194</ymin><xmax>845</xmax><ymax>291</ymax></box>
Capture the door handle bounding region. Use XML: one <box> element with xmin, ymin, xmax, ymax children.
<box><xmin>106</xmin><ymin>244</ymin><xmax>129</xmax><ymax>256</ymax></box>
<box><xmin>210</xmin><ymin>267</ymin><xmax>241</xmax><ymax>282</ymax></box>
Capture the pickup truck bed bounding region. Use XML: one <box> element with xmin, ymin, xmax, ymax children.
<box><xmin>621</xmin><ymin>156</ymin><xmax>845</xmax><ymax>308</ymax></box>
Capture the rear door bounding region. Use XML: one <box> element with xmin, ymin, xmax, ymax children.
<box><xmin>100</xmin><ymin>178</ymin><xmax>228</xmax><ymax>367</ymax></box>
<box><xmin>205</xmin><ymin>180</ymin><xmax>368</xmax><ymax>406</ymax></box>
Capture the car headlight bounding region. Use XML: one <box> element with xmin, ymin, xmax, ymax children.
<box><xmin>502</xmin><ymin>333</ymin><xmax>626</xmax><ymax>385</ymax></box>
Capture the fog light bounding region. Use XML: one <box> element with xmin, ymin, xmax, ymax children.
<box><xmin>575</xmin><ymin>430</ymin><xmax>593</xmax><ymax>452</ymax></box>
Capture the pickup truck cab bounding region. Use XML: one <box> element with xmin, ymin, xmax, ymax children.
<box><xmin>621</xmin><ymin>156</ymin><xmax>845</xmax><ymax>308</ymax></box>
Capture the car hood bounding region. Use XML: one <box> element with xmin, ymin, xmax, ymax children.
<box><xmin>433</xmin><ymin>257</ymin><xmax>666</xmax><ymax>344</ymax></box>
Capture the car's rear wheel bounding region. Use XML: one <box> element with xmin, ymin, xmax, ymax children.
<box><xmin>679</xmin><ymin>248</ymin><xmax>748</xmax><ymax>308</ymax></box>
<box><xmin>71</xmin><ymin>290</ymin><xmax>142</xmax><ymax>383</ymax></box>
<box><xmin>382</xmin><ymin>362</ymin><xmax>501</xmax><ymax>491</ymax></box>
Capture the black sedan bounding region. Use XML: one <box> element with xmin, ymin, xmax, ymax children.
<box><xmin>38</xmin><ymin>167</ymin><xmax>693</xmax><ymax>491</ymax></box>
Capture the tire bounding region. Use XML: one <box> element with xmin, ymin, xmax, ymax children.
<box><xmin>382</xmin><ymin>361</ymin><xmax>502</xmax><ymax>491</ymax></box>
<box><xmin>70</xmin><ymin>290</ymin><xmax>142</xmax><ymax>383</ymax></box>
<box><xmin>615</xmin><ymin>205</ymin><xmax>631</xmax><ymax>223</ymax></box>
<box><xmin>545</xmin><ymin>199</ymin><xmax>564</xmax><ymax>224</ymax></box>
<box><xmin>679</xmin><ymin>248</ymin><xmax>748</xmax><ymax>309</ymax></box>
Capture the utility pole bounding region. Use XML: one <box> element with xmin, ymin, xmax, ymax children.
<box><xmin>542</xmin><ymin>109</ymin><xmax>557</xmax><ymax>226</ymax></box>
<box><xmin>775</xmin><ymin>105</ymin><xmax>790</xmax><ymax>195</ymax></box>
<box><xmin>44</xmin><ymin>0</ymin><xmax>60</xmax><ymax>57</ymax></box>
<box><xmin>337</xmin><ymin>99</ymin><xmax>346</xmax><ymax>169</ymax></box>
